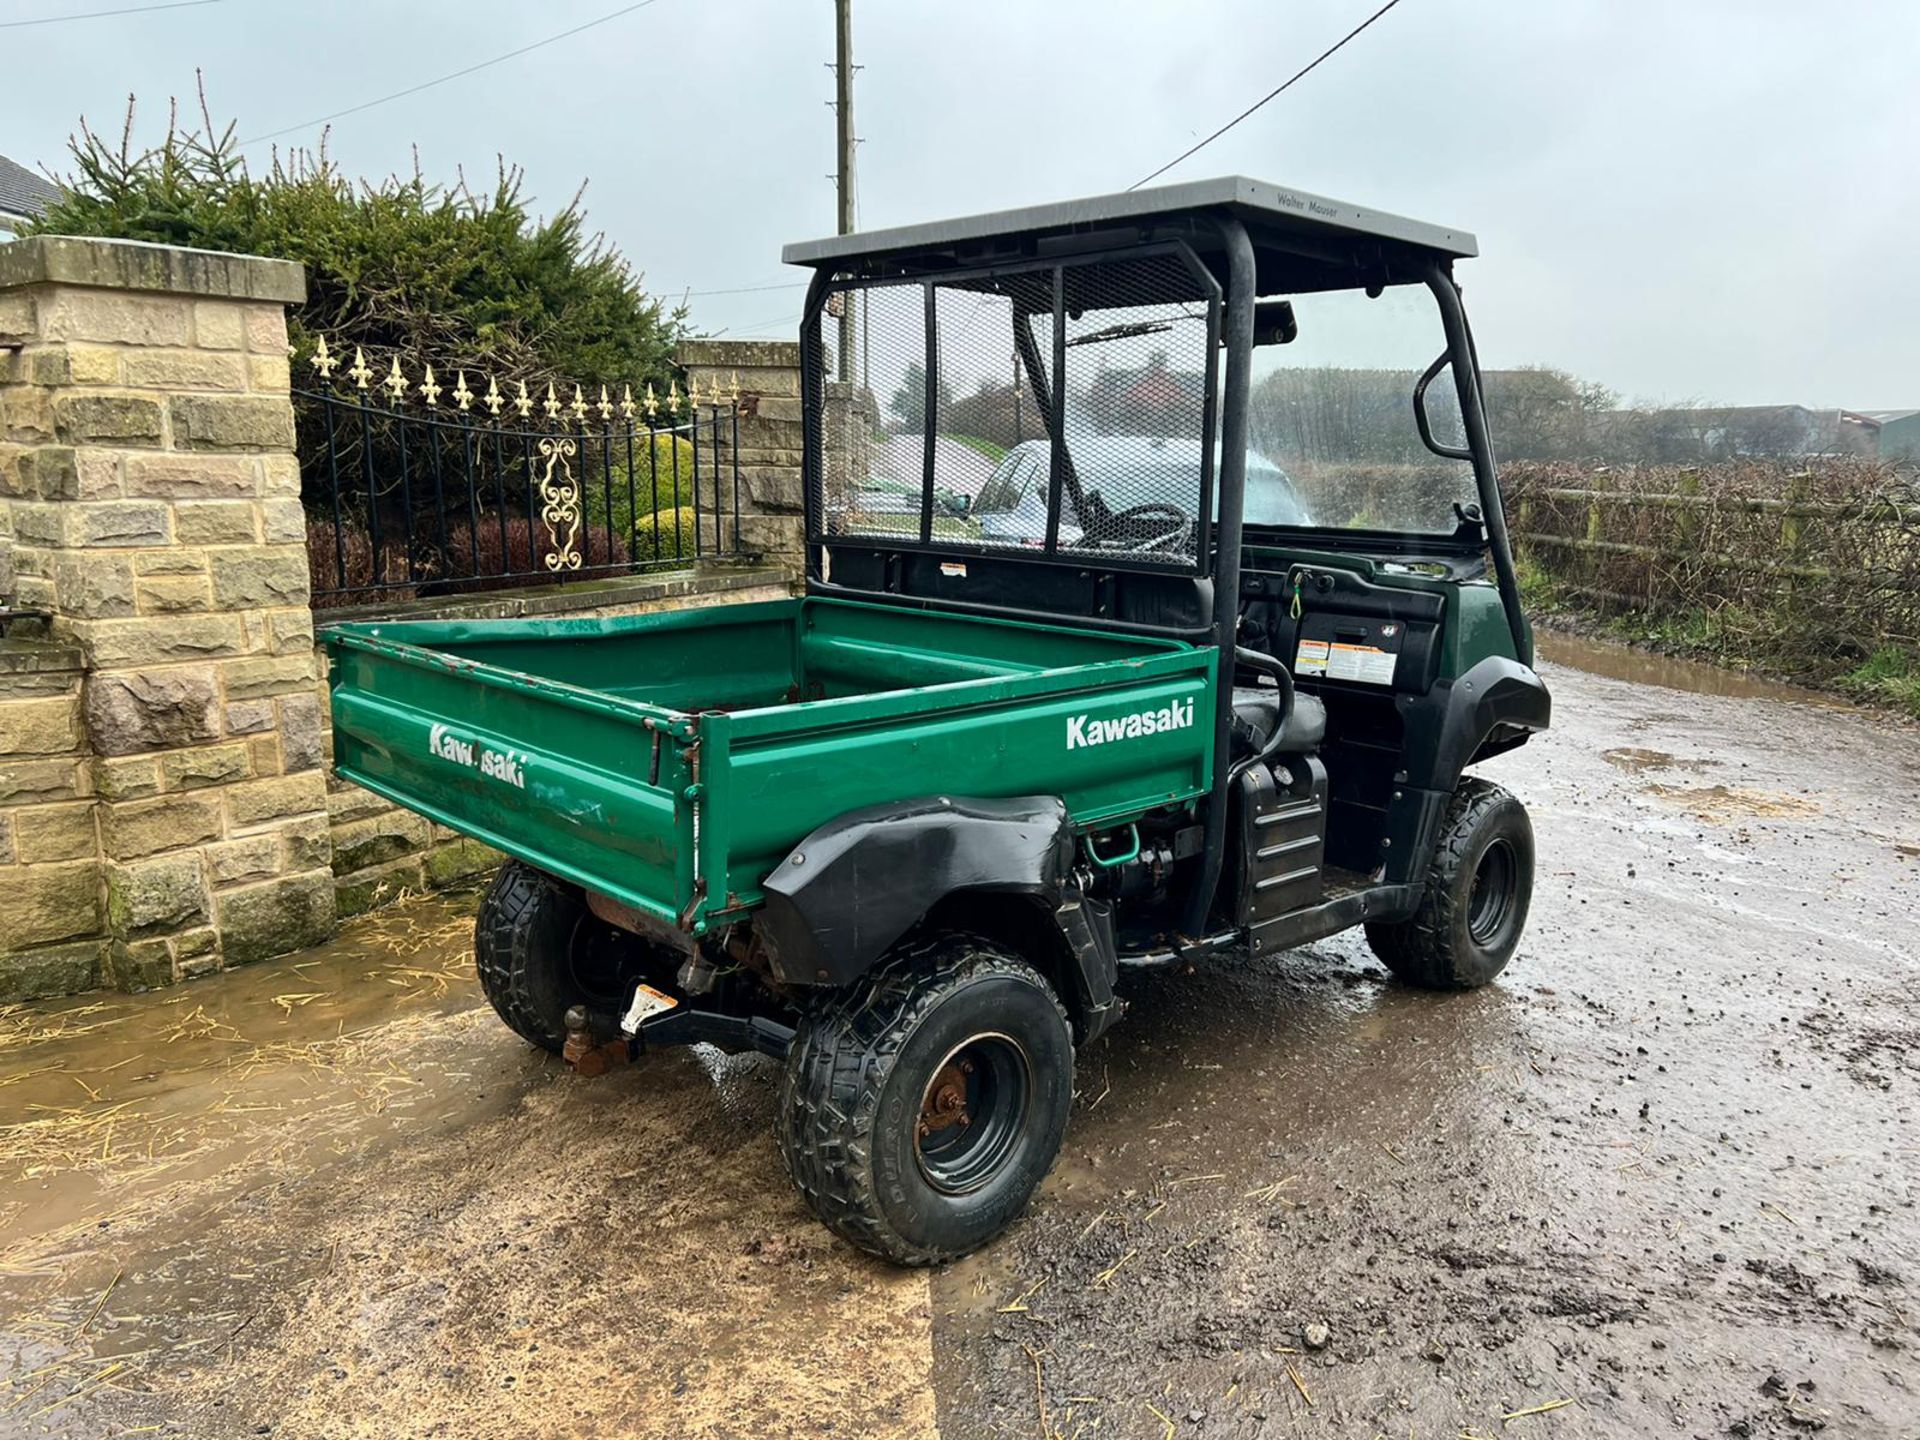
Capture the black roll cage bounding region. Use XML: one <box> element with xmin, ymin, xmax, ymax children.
<box><xmin>795</xmin><ymin>207</ymin><xmax>1531</xmax><ymax>936</ymax></box>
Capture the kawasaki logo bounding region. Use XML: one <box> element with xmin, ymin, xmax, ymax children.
<box><xmin>1066</xmin><ymin>698</ymin><xmax>1194</xmax><ymax>750</ymax></box>
<box><xmin>429</xmin><ymin>722</ymin><xmax>527</xmax><ymax>789</ymax></box>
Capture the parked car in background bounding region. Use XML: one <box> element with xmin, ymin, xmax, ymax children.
<box><xmin>973</xmin><ymin>435</ymin><xmax>1310</xmax><ymax>550</ymax></box>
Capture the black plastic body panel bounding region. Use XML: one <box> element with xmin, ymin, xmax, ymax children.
<box><xmin>759</xmin><ymin>794</ymin><xmax>1076</xmax><ymax>981</ymax></box>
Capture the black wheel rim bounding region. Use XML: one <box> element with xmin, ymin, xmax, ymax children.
<box><xmin>566</xmin><ymin>917</ymin><xmax>640</xmax><ymax>1008</ymax></box>
<box><xmin>1467</xmin><ymin>838</ymin><xmax>1519</xmax><ymax>947</ymax></box>
<box><xmin>915</xmin><ymin>1033</ymin><xmax>1031</xmax><ymax>1196</ymax></box>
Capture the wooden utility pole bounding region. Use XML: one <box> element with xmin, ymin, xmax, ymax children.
<box><xmin>834</xmin><ymin>0</ymin><xmax>856</xmax><ymax>382</ymax></box>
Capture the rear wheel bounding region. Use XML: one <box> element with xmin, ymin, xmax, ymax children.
<box><xmin>777</xmin><ymin>933</ymin><xmax>1074</xmax><ymax>1265</ymax></box>
<box><xmin>474</xmin><ymin>860</ymin><xmax>658</xmax><ymax>1052</ymax></box>
<box><xmin>1365</xmin><ymin>778</ymin><xmax>1534</xmax><ymax>990</ymax></box>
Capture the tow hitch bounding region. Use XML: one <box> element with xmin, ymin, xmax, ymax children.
<box><xmin>561</xmin><ymin>1003</ymin><xmax>795</xmax><ymax>1074</ymax></box>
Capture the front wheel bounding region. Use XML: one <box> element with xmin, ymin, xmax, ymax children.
<box><xmin>1365</xmin><ymin>777</ymin><xmax>1534</xmax><ymax>990</ymax></box>
<box><xmin>776</xmin><ymin>934</ymin><xmax>1074</xmax><ymax>1265</ymax></box>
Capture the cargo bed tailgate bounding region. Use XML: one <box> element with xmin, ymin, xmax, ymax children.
<box><xmin>324</xmin><ymin>628</ymin><xmax>693</xmax><ymax>925</ymax></box>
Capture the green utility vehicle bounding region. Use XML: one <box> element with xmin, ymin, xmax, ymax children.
<box><xmin>324</xmin><ymin>178</ymin><xmax>1549</xmax><ymax>1264</ymax></box>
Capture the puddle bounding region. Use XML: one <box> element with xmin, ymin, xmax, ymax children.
<box><xmin>1537</xmin><ymin>631</ymin><xmax>1842</xmax><ymax>705</ymax></box>
<box><xmin>1599</xmin><ymin>746</ymin><xmax>1714</xmax><ymax>775</ymax></box>
<box><xmin>1645</xmin><ymin>783</ymin><xmax>1823</xmax><ymax>821</ymax></box>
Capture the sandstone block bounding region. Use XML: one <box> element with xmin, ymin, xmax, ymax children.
<box><xmin>226</xmin><ymin>771</ymin><xmax>326</xmax><ymax>828</ymax></box>
<box><xmin>224</xmin><ymin>698</ymin><xmax>275</xmax><ymax>735</ymax></box>
<box><xmin>105</xmin><ymin>936</ymin><xmax>172</xmax><ymax>990</ymax></box>
<box><xmin>0</xmin><ymin>694</ymin><xmax>81</xmax><ymax>756</ymax></box>
<box><xmin>85</xmin><ymin>668</ymin><xmax>220</xmax><ymax>755</ymax></box>
<box><xmin>280</xmin><ymin>815</ymin><xmax>332</xmax><ymax>872</ymax></box>
<box><xmin>278</xmin><ymin>692</ymin><xmax>325</xmax><ymax>773</ymax></box>
<box><xmin>125</xmin><ymin>452</ymin><xmax>257</xmax><ymax>499</ymax></box>
<box><xmin>217</xmin><ymin>870</ymin><xmax>333</xmax><ymax>965</ymax></box>
<box><xmin>75</xmin><ymin>614</ymin><xmax>244</xmax><ymax>667</ymax></box>
<box><xmin>424</xmin><ymin>837</ymin><xmax>501</xmax><ymax>887</ymax></box>
<box><xmin>193</xmin><ymin>302</ymin><xmax>245</xmax><ymax>350</ymax></box>
<box><xmin>1</xmin><ymin>860</ymin><xmax>104</xmax><ymax>947</ymax></box>
<box><xmin>247</xmin><ymin>353</ymin><xmax>292</xmax><ymax>392</ymax></box>
<box><xmin>106</xmin><ymin>854</ymin><xmax>209</xmax><ymax>935</ymax></box>
<box><xmin>53</xmin><ymin>394</ymin><xmax>165</xmax><ymax>447</ymax></box>
<box><xmin>71</xmin><ymin>500</ymin><xmax>172</xmax><ymax>547</ymax></box>
<box><xmin>0</xmin><ymin>812</ymin><xmax>13</xmax><ymax>864</ymax></box>
<box><xmin>0</xmin><ymin>938</ymin><xmax>104</xmax><ymax>1002</ymax></box>
<box><xmin>160</xmin><ymin>742</ymin><xmax>251</xmax><ymax>790</ymax></box>
<box><xmin>122</xmin><ymin>349</ymin><xmax>248</xmax><ymax>391</ymax></box>
<box><xmin>6</xmin><ymin>447</ymin><xmax>79</xmax><ymax>501</ymax></box>
<box><xmin>173</xmin><ymin>500</ymin><xmax>258</xmax><ymax>546</ymax></box>
<box><xmin>268</xmin><ymin>608</ymin><xmax>314</xmax><ymax>653</ymax></box>
<box><xmin>330</xmin><ymin>811</ymin><xmax>431</xmax><ymax>876</ymax></box>
<box><xmin>220</xmin><ymin>652</ymin><xmax>315</xmax><ymax>700</ymax></box>
<box><xmin>14</xmin><ymin>801</ymin><xmax>97</xmax><ymax>863</ymax></box>
<box><xmin>170</xmin><ymin>394</ymin><xmax>294</xmax><ymax>452</ymax></box>
<box><xmin>210</xmin><ymin>548</ymin><xmax>309</xmax><ymax>609</ymax></box>
<box><xmin>207</xmin><ymin>833</ymin><xmax>281</xmax><ymax>886</ymax></box>
<box><xmin>135</xmin><ymin>573</ymin><xmax>213</xmax><ymax>614</ymax></box>
<box><xmin>243</xmin><ymin>306</ymin><xmax>288</xmax><ymax>356</ymax></box>
<box><xmin>259</xmin><ymin>453</ymin><xmax>300</xmax><ymax>497</ymax></box>
<box><xmin>44</xmin><ymin>291</ymin><xmax>192</xmax><ymax>347</ymax></box>
<box><xmin>259</xmin><ymin>498</ymin><xmax>306</xmax><ymax>545</ymax></box>
<box><xmin>93</xmin><ymin>756</ymin><xmax>160</xmax><ymax>800</ymax></box>
<box><xmin>246</xmin><ymin>734</ymin><xmax>281</xmax><ymax>776</ymax></box>
<box><xmin>102</xmin><ymin>791</ymin><xmax>223</xmax><ymax>859</ymax></box>
<box><xmin>133</xmin><ymin>547</ymin><xmax>207</xmax><ymax>576</ymax></box>
<box><xmin>66</xmin><ymin>344</ymin><xmax>121</xmax><ymax>386</ymax></box>
<box><xmin>54</xmin><ymin>552</ymin><xmax>137</xmax><ymax>618</ymax></box>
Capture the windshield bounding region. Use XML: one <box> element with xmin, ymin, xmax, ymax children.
<box><xmin>1247</xmin><ymin>284</ymin><xmax>1476</xmax><ymax>535</ymax></box>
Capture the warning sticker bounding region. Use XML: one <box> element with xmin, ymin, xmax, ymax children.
<box><xmin>1295</xmin><ymin>638</ymin><xmax>1396</xmax><ymax>685</ymax></box>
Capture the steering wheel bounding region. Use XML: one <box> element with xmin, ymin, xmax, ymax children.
<box><xmin>1101</xmin><ymin>501</ymin><xmax>1193</xmax><ymax>553</ymax></box>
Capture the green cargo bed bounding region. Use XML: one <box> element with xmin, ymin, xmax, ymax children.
<box><xmin>323</xmin><ymin>597</ymin><xmax>1215</xmax><ymax>933</ymax></box>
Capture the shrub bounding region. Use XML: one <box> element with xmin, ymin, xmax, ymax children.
<box><xmin>583</xmin><ymin>433</ymin><xmax>699</xmax><ymax>537</ymax></box>
<box><xmin>634</xmin><ymin>506</ymin><xmax>700</xmax><ymax>564</ymax></box>
<box><xmin>437</xmin><ymin>513</ymin><xmax>631</xmax><ymax>593</ymax></box>
<box><xmin>28</xmin><ymin>90</ymin><xmax>688</xmax><ymax>393</ymax></box>
<box><xmin>305</xmin><ymin>514</ymin><xmax>415</xmax><ymax>608</ymax></box>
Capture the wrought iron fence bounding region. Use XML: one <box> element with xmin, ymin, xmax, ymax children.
<box><xmin>296</xmin><ymin>338</ymin><xmax>745</xmax><ymax>608</ymax></box>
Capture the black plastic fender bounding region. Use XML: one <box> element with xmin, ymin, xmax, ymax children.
<box><xmin>1383</xmin><ymin>656</ymin><xmax>1551</xmax><ymax>889</ymax></box>
<box><xmin>759</xmin><ymin>794</ymin><xmax>1079</xmax><ymax>989</ymax></box>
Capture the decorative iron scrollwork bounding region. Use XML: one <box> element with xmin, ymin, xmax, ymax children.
<box><xmin>535</xmin><ymin>437</ymin><xmax>583</xmax><ymax>572</ymax></box>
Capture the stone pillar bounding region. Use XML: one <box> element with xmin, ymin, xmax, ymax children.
<box><xmin>675</xmin><ymin>339</ymin><xmax>804</xmax><ymax>562</ymax></box>
<box><xmin>0</xmin><ymin>236</ymin><xmax>333</xmax><ymax>991</ymax></box>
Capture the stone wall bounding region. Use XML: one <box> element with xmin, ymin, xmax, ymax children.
<box><xmin>0</xmin><ymin>236</ymin><xmax>332</xmax><ymax>998</ymax></box>
<box><xmin>676</xmin><ymin>339</ymin><xmax>804</xmax><ymax>563</ymax></box>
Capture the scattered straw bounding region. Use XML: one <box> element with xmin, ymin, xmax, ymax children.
<box><xmin>1501</xmin><ymin>1398</ymin><xmax>1575</xmax><ymax>1422</ymax></box>
<box><xmin>1285</xmin><ymin>1362</ymin><xmax>1313</xmax><ymax>1407</ymax></box>
<box><xmin>1091</xmin><ymin>1250</ymin><xmax>1136</xmax><ymax>1289</ymax></box>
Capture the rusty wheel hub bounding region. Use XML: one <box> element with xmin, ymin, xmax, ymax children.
<box><xmin>918</xmin><ymin>1057</ymin><xmax>974</xmax><ymax>1137</ymax></box>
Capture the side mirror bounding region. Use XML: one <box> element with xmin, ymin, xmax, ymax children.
<box><xmin>1252</xmin><ymin>301</ymin><xmax>1298</xmax><ymax>347</ymax></box>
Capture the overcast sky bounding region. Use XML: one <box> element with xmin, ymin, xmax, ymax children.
<box><xmin>9</xmin><ymin>0</ymin><xmax>1917</xmax><ymax>407</ymax></box>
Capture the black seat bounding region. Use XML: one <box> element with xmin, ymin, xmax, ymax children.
<box><xmin>1230</xmin><ymin>686</ymin><xmax>1326</xmax><ymax>754</ymax></box>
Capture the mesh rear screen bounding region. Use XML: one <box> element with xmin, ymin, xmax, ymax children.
<box><xmin>812</xmin><ymin>245</ymin><xmax>1219</xmax><ymax>570</ymax></box>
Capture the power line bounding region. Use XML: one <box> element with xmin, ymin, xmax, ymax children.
<box><xmin>678</xmin><ymin>280</ymin><xmax>807</xmax><ymax>298</ymax></box>
<box><xmin>239</xmin><ymin>0</ymin><xmax>665</xmax><ymax>145</ymax></box>
<box><xmin>2</xmin><ymin>0</ymin><xmax>222</xmax><ymax>29</ymax></box>
<box><xmin>1129</xmin><ymin>0</ymin><xmax>1406</xmax><ymax>191</ymax></box>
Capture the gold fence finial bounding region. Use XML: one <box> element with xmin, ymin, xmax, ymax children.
<box><xmin>348</xmin><ymin>346</ymin><xmax>373</xmax><ymax>391</ymax></box>
<box><xmin>597</xmin><ymin>385</ymin><xmax>614</xmax><ymax>421</ymax></box>
<box><xmin>643</xmin><ymin>382</ymin><xmax>659</xmax><ymax>420</ymax></box>
<box><xmin>729</xmin><ymin>370</ymin><xmax>741</xmax><ymax>404</ymax></box>
<box><xmin>543</xmin><ymin>382</ymin><xmax>561</xmax><ymax>420</ymax></box>
<box><xmin>619</xmin><ymin>384</ymin><xmax>636</xmax><ymax>421</ymax></box>
<box><xmin>688</xmin><ymin>377</ymin><xmax>703</xmax><ymax>411</ymax></box>
<box><xmin>383</xmin><ymin>356</ymin><xmax>409</xmax><ymax>404</ymax></box>
<box><xmin>311</xmin><ymin>335</ymin><xmax>338</xmax><ymax>380</ymax></box>
<box><xmin>419</xmin><ymin>365</ymin><xmax>443</xmax><ymax>407</ymax></box>
<box><xmin>514</xmin><ymin>380</ymin><xmax>533</xmax><ymax>418</ymax></box>
<box><xmin>484</xmin><ymin>375</ymin><xmax>504</xmax><ymax>416</ymax></box>
<box><xmin>668</xmin><ymin>380</ymin><xmax>683</xmax><ymax>416</ymax></box>
<box><xmin>569</xmin><ymin>384</ymin><xmax>588</xmax><ymax>422</ymax></box>
<box><xmin>452</xmin><ymin>371</ymin><xmax>474</xmax><ymax>411</ymax></box>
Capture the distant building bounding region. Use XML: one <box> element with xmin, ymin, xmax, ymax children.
<box><xmin>1850</xmin><ymin>409</ymin><xmax>1920</xmax><ymax>462</ymax></box>
<box><xmin>0</xmin><ymin>154</ymin><xmax>60</xmax><ymax>239</ymax></box>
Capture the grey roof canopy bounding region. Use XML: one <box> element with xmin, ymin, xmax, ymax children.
<box><xmin>0</xmin><ymin>155</ymin><xmax>61</xmax><ymax>223</ymax></box>
<box><xmin>782</xmin><ymin>176</ymin><xmax>1477</xmax><ymax>288</ymax></box>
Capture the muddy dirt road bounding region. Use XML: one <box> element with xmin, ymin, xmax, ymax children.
<box><xmin>2</xmin><ymin>636</ymin><xmax>1916</xmax><ymax>1439</ymax></box>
